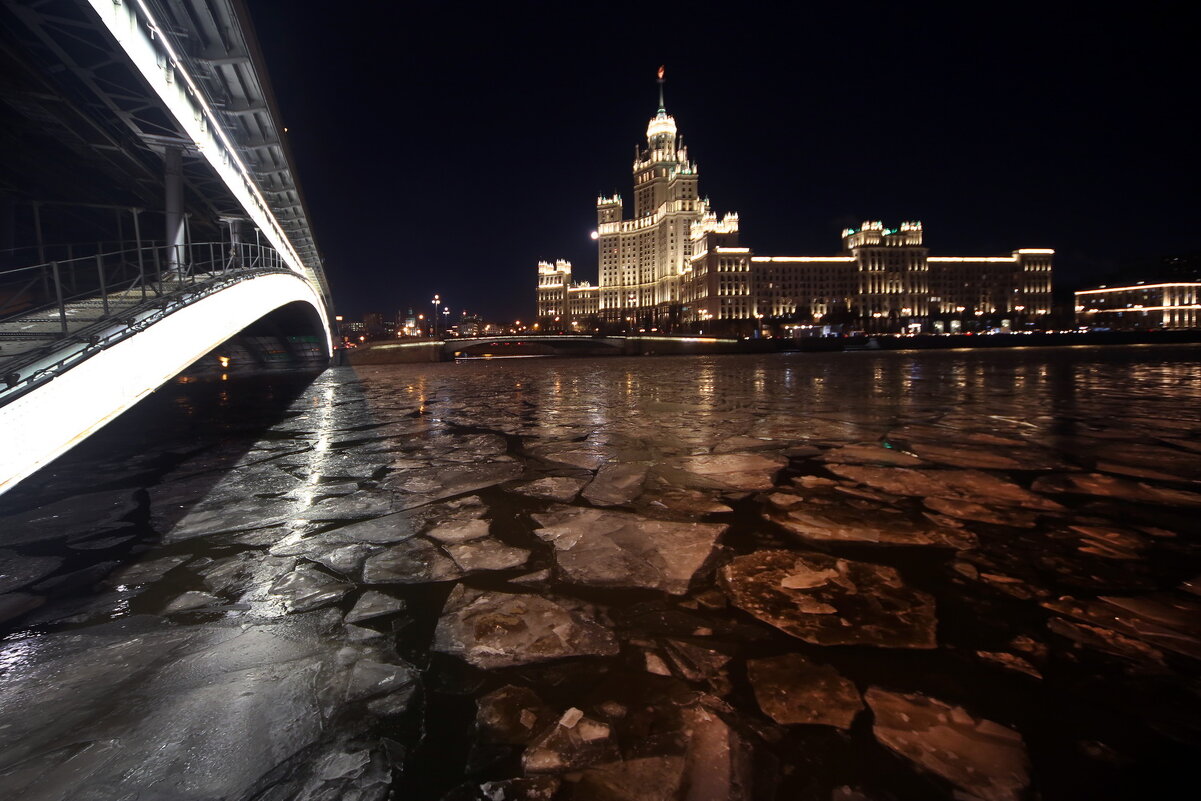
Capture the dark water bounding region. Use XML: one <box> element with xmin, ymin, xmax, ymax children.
<box><xmin>1</xmin><ymin>345</ymin><xmax>1199</xmax><ymax>801</ymax></box>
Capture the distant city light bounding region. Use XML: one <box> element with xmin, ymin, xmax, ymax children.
<box><xmin>590</xmin><ymin>231</ymin><xmax>599</xmax><ymax>240</ymax></box>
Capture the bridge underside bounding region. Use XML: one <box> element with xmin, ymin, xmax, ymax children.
<box><xmin>0</xmin><ymin>272</ymin><xmax>328</xmax><ymax>494</ymax></box>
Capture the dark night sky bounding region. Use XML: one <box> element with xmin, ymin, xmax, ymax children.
<box><xmin>246</xmin><ymin>1</ymin><xmax>1199</xmax><ymax>322</ymax></box>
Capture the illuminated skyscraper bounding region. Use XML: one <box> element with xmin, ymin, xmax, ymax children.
<box><xmin>537</xmin><ymin>71</ymin><xmax>1053</xmax><ymax>333</ymax></box>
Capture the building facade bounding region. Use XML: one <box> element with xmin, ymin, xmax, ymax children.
<box><xmin>536</xmin><ymin>260</ymin><xmax>598</xmax><ymax>323</ymax></box>
<box><xmin>537</xmin><ymin>75</ymin><xmax>1053</xmax><ymax>333</ymax></box>
<box><xmin>1075</xmin><ymin>282</ymin><xmax>1200</xmax><ymax>329</ymax></box>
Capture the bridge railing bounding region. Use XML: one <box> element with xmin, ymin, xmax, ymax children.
<box><xmin>0</xmin><ymin>240</ymin><xmax>295</xmax><ymax>403</ymax></box>
<box><xmin>0</xmin><ymin>239</ymin><xmax>289</xmax><ymax>331</ymax></box>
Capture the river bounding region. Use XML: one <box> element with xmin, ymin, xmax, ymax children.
<box><xmin>1</xmin><ymin>345</ymin><xmax>1199</xmax><ymax>800</ymax></box>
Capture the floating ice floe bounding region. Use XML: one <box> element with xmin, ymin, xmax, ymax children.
<box><xmin>1031</xmin><ymin>473</ymin><xmax>1201</xmax><ymax>507</ymax></box>
<box><xmin>583</xmin><ymin>463</ymin><xmax>649</xmax><ymax>506</ymax></box>
<box><xmin>533</xmin><ymin>506</ymin><xmax>727</xmax><ymax>595</ymax></box>
<box><xmin>345</xmin><ymin>590</ymin><xmax>406</xmax><ymax>624</ymax></box>
<box><xmin>746</xmin><ymin>653</ymin><xmax>863</xmax><ymax>728</ymax></box>
<box><xmin>769</xmin><ymin>505</ymin><xmax>976</xmax><ymax>549</ymax></box>
<box><xmin>828</xmin><ymin>465</ymin><xmax>1062</xmax><ymax>511</ymax></box>
<box><xmin>511</xmin><ymin>476</ymin><xmax>588</xmax><ymax>503</ymax></box>
<box><xmin>720</xmin><ymin>550</ymin><xmax>937</xmax><ymax>648</ymax></box>
<box><xmin>865</xmin><ymin>687</ymin><xmax>1030</xmax><ymax>801</ymax></box>
<box><xmin>661</xmin><ymin>453</ymin><xmax>787</xmax><ymax>492</ymax></box>
<box><xmin>432</xmin><ymin>586</ymin><xmax>619</xmax><ymax>669</ymax></box>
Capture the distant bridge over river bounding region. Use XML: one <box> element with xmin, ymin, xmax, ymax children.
<box><xmin>346</xmin><ymin>334</ymin><xmax>750</xmax><ymax>363</ymax></box>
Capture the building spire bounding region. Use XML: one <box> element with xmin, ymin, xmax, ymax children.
<box><xmin>657</xmin><ymin>65</ymin><xmax>666</xmax><ymax>112</ymax></box>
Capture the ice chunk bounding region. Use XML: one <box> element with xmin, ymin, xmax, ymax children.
<box><xmin>432</xmin><ymin>585</ymin><xmax>618</xmax><ymax>669</ymax></box>
<box><xmin>0</xmin><ymin>592</ymin><xmax>43</xmax><ymax>624</ymax></box>
<box><xmin>163</xmin><ymin>591</ymin><xmax>220</xmax><ymax>613</ymax></box>
<box><xmin>820</xmin><ymin>443</ymin><xmax>925</xmax><ymax>467</ymax></box>
<box><xmin>720</xmin><ymin>550</ymin><xmax>937</xmax><ymax>648</ymax></box>
<box><xmin>445</xmin><ymin>539</ymin><xmax>531</xmax><ymax>572</ymax></box>
<box><xmin>476</xmin><ymin>684</ymin><xmax>555</xmax><ymax>744</ymax></box>
<box><xmin>425</xmin><ymin>519</ymin><xmax>491</xmax><ymax>544</ymax></box>
<box><xmin>0</xmin><ymin>550</ymin><xmax>63</xmax><ymax>593</ymax></box>
<box><xmin>1032</xmin><ymin>472</ymin><xmax>1201</xmax><ymax>507</ymax></box>
<box><xmin>828</xmin><ymin>464</ymin><xmax>1061</xmax><ymax>510</ymax></box>
<box><xmin>522</xmin><ymin>710</ymin><xmax>617</xmax><ymax>773</ymax></box>
<box><xmin>577</xmin><ymin>756</ymin><xmax>687</xmax><ymax>801</ymax></box>
<box><xmin>268</xmin><ymin>565</ymin><xmax>352</xmax><ymax>612</ymax></box>
<box><xmin>664</xmin><ymin>453</ymin><xmax>786</xmax><ymax>491</ymax></box>
<box><xmin>771</xmin><ymin>507</ymin><xmax>976</xmax><ymax>548</ymax></box>
<box><xmin>533</xmin><ymin>507</ymin><xmax>726</xmax><ymax>594</ymax></box>
<box><xmin>345</xmin><ymin>659</ymin><xmax>418</xmax><ymax>702</ymax></box>
<box><xmin>583</xmin><ymin>463</ymin><xmax>649</xmax><ymax>506</ymax></box>
<box><xmin>361</xmin><ymin>538</ymin><xmax>462</xmax><ymax>584</ymax></box>
<box><xmin>865</xmin><ymin>688</ymin><xmax>1029</xmax><ymax>801</ymax></box>
<box><xmin>345</xmin><ymin>590</ymin><xmax>406</xmax><ymax>623</ymax></box>
<box><xmin>511</xmin><ymin>477</ymin><xmax>588</xmax><ymax>502</ymax></box>
<box><xmin>2</xmin><ymin>490</ymin><xmax>138</xmax><ymax>545</ymax></box>
<box><xmin>747</xmin><ymin>653</ymin><xmax>863</xmax><ymax>728</ymax></box>
<box><xmin>104</xmin><ymin>554</ymin><xmax>191</xmax><ymax>587</ymax></box>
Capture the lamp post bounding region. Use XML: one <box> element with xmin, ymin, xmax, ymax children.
<box><xmin>431</xmin><ymin>294</ymin><xmax>440</xmax><ymax>337</ymax></box>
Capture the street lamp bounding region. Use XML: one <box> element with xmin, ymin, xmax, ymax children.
<box><xmin>431</xmin><ymin>294</ymin><xmax>440</xmax><ymax>337</ymax></box>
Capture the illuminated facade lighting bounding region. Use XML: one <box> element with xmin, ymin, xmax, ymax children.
<box><xmin>1074</xmin><ymin>282</ymin><xmax>1200</xmax><ymax>329</ymax></box>
<box><xmin>535</xmin><ymin>73</ymin><xmax>1054</xmax><ymax>330</ymax></box>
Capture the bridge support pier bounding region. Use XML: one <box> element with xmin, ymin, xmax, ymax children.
<box><xmin>164</xmin><ymin>145</ymin><xmax>186</xmax><ymax>275</ymax></box>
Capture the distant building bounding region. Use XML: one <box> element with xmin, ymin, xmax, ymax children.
<box><xmin>1075</xmin><ymin>282</ymin><xmax>1200</xmax><ymax>329</ymax></box>
<box><xmin>536</xmin><ymin>260</ymin><xmax>599</xmax><ymax>324</ymax></box>
<box><xmin>537</xmin><ymin>71</ymin><xmax>1053</xmax><ymax>334</ymax></box>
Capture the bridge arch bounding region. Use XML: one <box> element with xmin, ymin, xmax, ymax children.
<box><xmin>0</xmin><ymin>272</ymin><xmax>330</xmax><ymax>494</ymax></box>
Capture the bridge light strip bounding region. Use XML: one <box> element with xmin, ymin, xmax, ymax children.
<box><xmin>86</xmin><ymin>0</ymin><xmax>309</xmax><ymax>282</ymax></box>
<box><xmin>0</xmin><ymin>273</ymin><xmax>329</xmax><ymax>496</ymax></box>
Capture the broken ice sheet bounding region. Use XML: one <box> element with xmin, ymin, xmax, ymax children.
<box><xmin>1031</xmin><ymin>472</ymin><xmax>1201</xmax><ymax>507</ymax></box>
<box><xmin>162</xmin><ymin>591</ymin><xmax>220</xmax><ymax>613</ymax></box>
<box><xmin>820</xmin><ymin>443</ymin><xmax>925</xmax><ymax>467</ymax></box>
<box><xmin>532</xmin><ymin>506</ymin><xmax>726</xmax><ymax>594</ymax></box>
<box><xmin>383</xmin><ymin>462</ymin><xmax>522</xmax><ymax>499</ymax></box>
<box><xmin>827</xmin><ymin>464</ymin><xmax>1062</xmax><ymax>511</ymax></box>
<box><xmin>476</xmin><ymin>684</ymin><xmax>555</xmax><ymax>745</ymax></box>
<box><xmin>720</xmin><ymin>550</ymin><xmax>937</xmax><ymax>648</ymax></box>
<box><xmin>522</xmin><ymin>708</ymin><xmax>618</xmax><ymax>773</ymax></box>
<box><xmin>582</xmin><ymin>463</ymin><xmax>649</xmax><ymax>506</ymax></box>
<box><xmin>268</xmin><ymin>564</ymin><xmax>352</xmax><ymax>612</ymax></box>
<box><xmin>746</xmin><ymin>653</ymin><xmax>863</xmax><ymax>728</ymax></box>
<box><xmin>444</xmin><ymin>539</ymin><xmax>530</xmax><ymax>572</ymax></box>
<box><xmin>770</xmin><ymin>505</ymin><xmax>976</xmax><ymax>549</ymax></box>
<box><xmin>345</xmin><ymin>658</ymin><xmax>419</xmax><ymax>702</ymax></box>
<box><xmin>510</xmin><ymin>476</ymin><xmax>588</xmax><ymax>503</ymax></box>
<box><xmin>361</xmin><ymin>538</ymin><xmax>462</xmax><ymax>584</ymax></box>
<box><xmin>103</xmin><ymin>554</ymin><xmax>192</xmax><ymax>587</ymax></box>
<box><xmin>0</xmin><ymin>550</ymin><xmax>63</xmax><ymax>593</ymax></box>
<box><xmin>344</xmin><ymin>590</ymin><xmax>405</xmax><ymax>624</ymax></box>
<box><xmin>922</xmin><ymin>496</ymin><xmax>1040</xmax><ymax>528</ymax></box>
<box><xmin>526</xmin><ymin>442</ymin><xmax>612</xmax><ymax>470</ymax></box>
<box><xmin>432</xmin><ymin>585</ymin><xmax>619</xmax><ymax>669</ymax></box>
<box><xmin>1043</xmin><ymin>593</ymin><xmax>1201</xmax><ymax>661</ymax></box>
<box><xmin>866</xmin><ymin>687</ymin><xmax>1030</xmax><ymax>801</ymax></box>
<box><xmin>659</xmin><ymin>452</ymin><xmax>786</xmax><ymax>491</ymax></box>
<box><xmin>2</xmin><ymin>490</ymin><xmax>139</xmax><ymax>545</ymax></box>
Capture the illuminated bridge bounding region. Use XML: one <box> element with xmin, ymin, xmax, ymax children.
<box><xmin>348</xmin><ymin>334</ymin><xmax>748</xmax><ymax>364</ymax></box>
<box><xmin>0</xmin><ymin>0</ymin><xmax>332</xmax><ymax>495</ymax></box>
